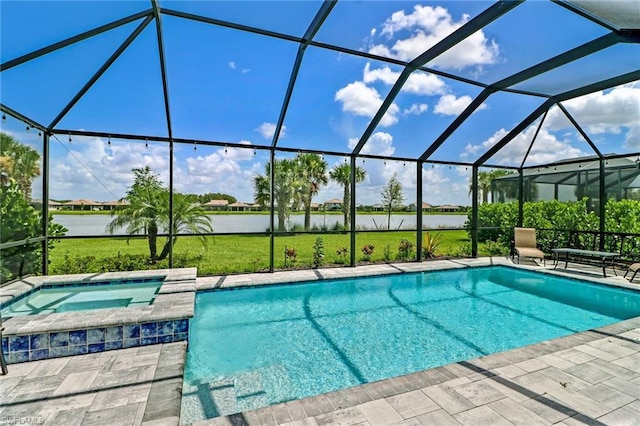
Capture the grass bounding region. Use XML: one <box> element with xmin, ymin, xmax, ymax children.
<box><xmin>48</xmin><ymin>230</ymin><xmax>489</xmax><ymax>276</ymax></box>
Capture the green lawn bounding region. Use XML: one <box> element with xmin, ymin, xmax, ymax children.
<box><xmin>48</xmin><ymin>229</ymin><xmax>489</xmax><ymax>276</ymax></box>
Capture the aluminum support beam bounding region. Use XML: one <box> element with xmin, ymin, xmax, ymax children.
<box><xmin>419</xmin><ymin>31</ymin><xmax>621</xmax><ymax>162</ymax></box>
<box><xmin>42</xmin><ymin>132</ymin><xmax>49</xmax><ymax>275</ymax></box>
<box><xmin>557</xmin><ymin>103</ymin><xmax>602</xmax><ymax>157</ymax></box>
<box><xmin>48</xmin><ymin>16</ymin><xmax>154</xmax><ymax>129</ymax></box>
<box><xmin>416</xmin><ymin>161</ymin><xmax>423</xmax><ymax>261</ymax></box>
<box><xmin>520</xmin><ymin>110</ymin><xmax>548</xmax><ymax>168</ymax></box>
<box><xmin>0</xmin><ymin>104</ymin><xmax>45</xmax><ymax>131</ymax></box>
<box><xmin>471</xmin><ymin>166</ymin><xmax>479</xmax><ymax>257</ymax></box>
<box><xmin>0</xmin><ymin>10</ymin><xmax>153</xmax><ymax>72</ymax></box>
<box><xmin>151</xmin><ymin>0</ymin><xmax>175</xmax><ymax>266</ymax></box>
<box><xmin>271</xmin><ymin>0</ymin><xmax>336</xmax><ymax>148</ymax></box>
<box><xmin>353</xmin><ymin>1</ymin><xmax>522</xmax><ymax>156</ymax></box>
<box><xmin>599</xmin><ymin>159</ymin><xmax>606</xmax><ymax>250</ymax></box>
<box><xmin>269</xmin><ymin>149</ymin><xmax>276</xmax><ymax>272</ymax></box>
<box><xmin>350</xmin><ymin>156</ymin><xmax>357</xmax><ymax>267</ymax></box>
<box><xmin>475</xmin><ymin>99</ymin><xmax>555</xmax><ymax>167</ymax></box>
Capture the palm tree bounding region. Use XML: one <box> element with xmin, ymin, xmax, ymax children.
<box><xmin>253</xmin><ymin>158</ymin><xmax>297</xmax><ymax>231</ymax></box>
<box><xmin>469</xmin><ymin>170</ymin><xmax>512</xmax><ymax>204</ymax></box>
<box><xmin>329</xmin><ymin>162</ymin><xmax>366</xmax><ymax>228</ymax></box>
<box><xmin>156</xmin><ymin>192</ymin><xmax>213</xmax><ymax>261</ymax></box>
<box><xmin>0</xmin><ymin>132</ymin><xmax>40</xmax><ymax>200</ymax></box>
<box><xmin>107</xmin><ymin>167</ymin><xmax>213</xmax><ymax>263</ymax></box>
<box><xmin>295</xmin><ymin>153</ymin><xmax>328</xmax><ymax>230</ymax></box>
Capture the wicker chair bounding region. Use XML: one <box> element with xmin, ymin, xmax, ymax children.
<box><xmin>513</xmin><ymin>227</ymin><xmax>545</xmax><ymax>266</ymax></box>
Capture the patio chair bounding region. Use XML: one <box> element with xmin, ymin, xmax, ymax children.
<box><xmin>625</xmin><ymin>263</ymin><xmax>640</xmax><ymax>282</ymax></box>
<box><xmin>513</xmin><ymin>227</ymin><xmax>545</xmax><ymax>266</ymax></box>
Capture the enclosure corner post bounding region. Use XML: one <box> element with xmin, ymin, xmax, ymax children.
<box><xmin>471</xmin><ymin>165</ymin><xmax>479</xmax><ymax>257</ymax></box>
<box><xmin>599</xmin><ymin>159</ymin><xmax>606</xmax><ymax>251</ymax></box>
<box><xmin>349</xmin><ymin>155</ymin><xmax>357</xmax><ymax>267</ymax></box>
<box><xmin>416</xmin><ymin>161</ymin><xmax>423</xmax><ymax>262</ymax></box>
<box><xmin>518</xmin><ymin>168</ymin><xmax>524</xmax><ymax>227</ymax></box>
<box><xmin>42</xmin><ymin>131</ymin><xmax>50</xmax><ymax>276</ymax></box>
<box><xmin>269</xmin><ymin>148</ymin><xmax>275</xmax><ymax>272</ymax></box>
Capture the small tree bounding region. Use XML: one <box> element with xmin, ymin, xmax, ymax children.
<box><xmin>312</xmin><ymin>236</ymin><xmax>324</xmax><ymax>268</ymax></box>
<box><xmin>381</xmin><ymin>173</ymin><xmax>404</xmax><ymax>230</ymax></box>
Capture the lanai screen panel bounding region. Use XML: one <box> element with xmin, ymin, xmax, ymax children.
<box><xmin>456</xmin><ymin>0</ymin><xmax>610</xmax><ymax>85</ymax></box>
<box><xmin>162</xmin><ymin>14</ymin><xmax>297</xmax><ymax>143</ymax></box>
<box><xmin>359</xmin><ymin>72</ymin><xmax>484</xmax><ymax>160</ymax></box>
<box><xmin>278</xmin><ymin>46</ymin><xmax>401</xmax><ymax>154</ymax></box>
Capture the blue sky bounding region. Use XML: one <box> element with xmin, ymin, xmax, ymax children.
<box><xmin>1</xmin><ymin>1</ymin><xmax>638</xmax><ymax>206</ymax></box>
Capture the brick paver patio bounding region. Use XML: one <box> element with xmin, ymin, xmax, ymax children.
<box><xmin>2</xmin><ymin>258</ymin><xmax>639</xmax><ymax>425</ymax></box>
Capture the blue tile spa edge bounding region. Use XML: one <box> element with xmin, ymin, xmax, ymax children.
<box><xmin>2</xmin><ymin>319</ymin><xmax>189</xmax><ymax>364</ymax></box>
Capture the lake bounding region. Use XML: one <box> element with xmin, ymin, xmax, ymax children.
<box><xmin>53</xmin><ymin>214</ymin><xmax>467</xmax><ymax>236</ymax></box>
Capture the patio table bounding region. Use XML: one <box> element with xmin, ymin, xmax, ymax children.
<box><xmin>552</xmin><ymin>248</ymin><xmax>619</xmax><ymax>277</ymax></box>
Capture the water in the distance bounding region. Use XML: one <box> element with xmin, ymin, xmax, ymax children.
<box><xmin>53</xmin><ymin>213</ymin><xmax>466</xmax><ymax>236</ymax></box>
<box><xmin>180</xmin><ymin>266</ymin><xmax>640</xmax><ymax>422</ymax></box>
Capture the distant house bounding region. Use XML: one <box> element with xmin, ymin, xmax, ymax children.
<box><xmin>100</xmin><ymin>200</ymin><xmax>129</xmax><ymax>211</ymax></box>
<box><xmin>310</xmin><ymin>202</ymin><xmax>321</xmax><ymax>211</ymax></box>
<box><xmin>324</xmin><ymin>198</ymin><xmax>342</xmax><ymax>210</ymax></box>
<box><xmin>371</xmin><ymin>204</ymin><xmax>384</xmax><ymax>212</ymax></box>
<box><xmin>407</xmin><ymin>202</ymin><xmax>433</xmax><ymax>212</ymax></box>
<box><xmin>228</xmin><ymin>201</ymin><xmax>251</xmax><ymax>212</ymax></box>
<box><xmin>203</xmin><ymin>199</ymin><xmax>229</xmax><ymax>211</ymax></box>
<box><xmin>30</xmin><ymin>199</ymin><xmax>63</xmax><ymax>210</ymax></box>
<box><xmin>63</xmin><ymin>199</ymin><xmax>102</xmax><ymax>211</ymax></box>
<box><xmin>435</xmin><ymin>204</ymin><xmax>461</xmax><ymax>212</ymax></box>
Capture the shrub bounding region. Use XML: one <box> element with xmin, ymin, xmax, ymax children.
<box><xmin>422</xmin><ymin>231</ymin><xmax>443</xmax><ymax>259</ymax></box>
<box><xmin>284</xmin><ymin>247</ymin><xmax>297</xmax><ymax>267</ymax></box>
<box><xmin>483</xmin><ymin>240</ymin><xmax>508</xmax><ymax>256</ymax></box>
<box><xmin>396</xmin><ymin>239</ymin><xmax>414</xmax><ymax>261</ymax></box>
<box><xmin>335</xmin><ymin>246</ymin><xmax>348</xmax><ymax>264</ymax></box>
<box><xmin>361</xmin><ymin>244</ymin><xmax>375</xmax><ymax>261</ymax></box>
<box><xmin>383</xmin><ymin>245</ymin><xmax>392</xmax><ymax>262</ymax></box>
<box><xmin>312</xmin><ymin>237</ymin><xmax>324</xmax><ymax>268</ymax></box>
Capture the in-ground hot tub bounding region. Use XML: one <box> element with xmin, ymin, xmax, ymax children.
<box><xmin>1</xmin><ymin>268</ymin><xmax>196</xmax><ymax>364</ymax></box>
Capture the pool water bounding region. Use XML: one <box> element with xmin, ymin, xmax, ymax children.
<box><xmin>1</xmin><ymin>281</ymin><xmax>162</xmax><ymax>317</ymax></box>
<box><xmin>181</xmin><ymin>266</ymin><xmax>640</xmax><ymax>421</ymax></box>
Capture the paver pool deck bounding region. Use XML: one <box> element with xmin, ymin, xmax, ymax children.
<box><xmin>1</xmin><ymin>257</ymin><xmax>639</xmax><ymax>425</ymax></box>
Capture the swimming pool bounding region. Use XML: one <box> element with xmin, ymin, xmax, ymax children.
<box><xmin>181</xmin><ymin>266</ymin><xmax>640</xmax><ymax>422</ymax></box>
<box><xmin>0</xmin><ymin>278</ymin><xmax>162</xmax><ymax>318</ymax></box>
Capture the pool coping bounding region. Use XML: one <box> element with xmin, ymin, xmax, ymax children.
<box><xmin>188</xmin><ymin>257</ymin><xmax>640</xmax><ymax>424</ymax></box>
<box><xmin>1</xmin><ymin>268</ymin><xmax>197</xmax><ymax>364</ymax></box>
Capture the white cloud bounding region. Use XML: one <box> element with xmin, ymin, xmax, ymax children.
<box><xmin>546</xmin><ymin>83</ymin><xmax>640</xmax><ymax>149</ymax></box>
<box><xmin>461</xmin><ymin>126</ymin><xmax>586</xmax><ymax>165</ymax></box>
<box><xmin>228</xmin><ymin>61</ymin><xmax>236</xmax><ymax>69</ymax></box>
<box><xmin>434</xmin><ymin>94</ymin><xmax>485</xmax><ymax>115</ymax></box>
<box><xmin>404</xmin><ymin>72</ymin><xmax>447</xmax><ymax>95</ymax></box>
<box><xmin>362</xmin><ymin>63</ymin><xmax>446</xmax><ymax>96</ymax></box>
<box><xmin>348</xmin><ymin>131</ymin><xmax>395</xmax><ymax>156</ymax></box>
<box><xmin>363</xmin><ymin>63</ymin><xmax>399</xmax><ymax>85</ymax></box>
<box><xmin>369</xmin><ymin>5</ymin><xmax>499</xmax><ymax>71</ymax></box>
<box><xmin>335</xmin><ymin>81</ymin><xmax>399</xmax><ymax>127</ymax></box>
<box><xmin>49</xmin><ymin>136</ymin><xmax>170</xmax><ymax>201</ymax></box>
<box><xmin>404</xmin><ymin>103</ymin><xmax>428</xmax><ymax>115</ymax></box>
<box><xmin>256</xmin><ymin>122</ymin><xmax>287</xmax><ymax>139</ymax></box>
<box><xmin>242</xmin><ymin>68</ymin><xmax>251</xmax><ymax>74</ymax></box>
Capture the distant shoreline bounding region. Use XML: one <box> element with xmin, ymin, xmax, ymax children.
<box><xmin>52</xmin><ymin>210</ymin><xmax>467</xmax><ymax>216</ymax></box>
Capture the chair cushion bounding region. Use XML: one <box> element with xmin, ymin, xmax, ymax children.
<box><xmin>516</xmin><ymin>247</ymin><xmax>544</xmax><ymax>259</ymax></box>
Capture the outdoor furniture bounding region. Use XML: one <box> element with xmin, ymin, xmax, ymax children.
<box><xmin>625</xmin><ymin>263</ymin><xmax>640</xmax><ymax>282</ymax></box>
<box><xmin>552</xmin><ymin>248</ymin><xmax>619</xmax><ymax>277</ymax></box>
<box><xmin>513</xmin><ymin>227</ymin><xmax>545</xmax><ymax>266</ymax></box>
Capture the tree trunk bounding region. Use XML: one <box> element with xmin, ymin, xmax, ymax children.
<box><xmin>148</xmin><ymin>222</ymin><xmax>158</xmax><ymax>263</ymax></box>
<box><xmin>387</xmin><ymin>209</ymin><xmax>391</xmax><ymax>230</ymax></box>
<box><xmin>342</xmin><ymin>185</ymin><xmax>350</xmax><ymax>229</ymax></box>
<box><xmin>304</xmin><ymin>199</ymin><xmax>311</xmax><ymax>231</ymax></box>
<box><xmin>277</xmin><ymin>207</ymin><xmax>286</xmax><ymax>231</ymax></box>
<box><xmin>157</xmin><ymin>236</ymin><xmax>177</xmax><ymax>261</ymax></box>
